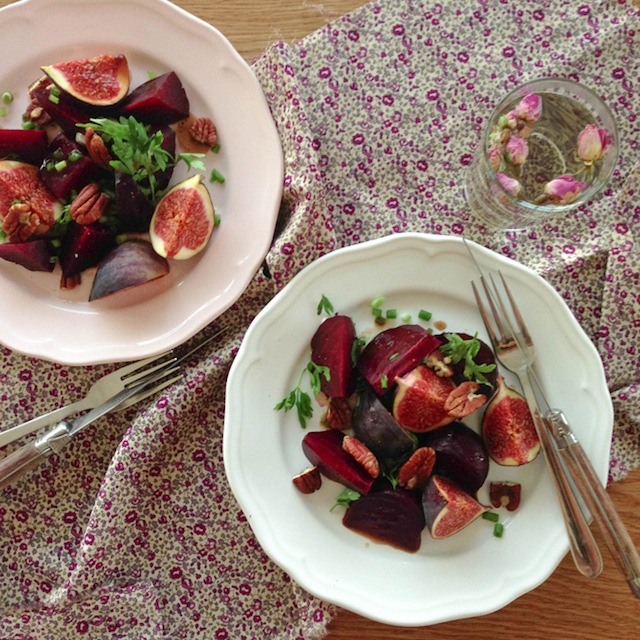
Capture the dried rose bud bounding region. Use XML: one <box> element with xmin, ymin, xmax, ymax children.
<box><xmin>577</xmin><ymin>124</ymin><xmax>607</xmax><ymax>164</ymax></box>
<box><xmin>542</xmin><ymin>175</ymin><xmax>586</xmax><ymax>205</ymax></box>
<box><xmin>505</xmin><ymin>135</ymin><xmax>529</xmax><ymax>166</ymax></box>
<box><xmin>487</xmin><ymin>144</ymin><xmax>504</xmax><ymax>172</ymax></box>
<box><xmin>497</xmin><ymin>111</ymin><xmax>518</xmax><ymax>130</ymax></box>
<box><xmin>496</xmin><ymin>172</ymin><xmax>521</xmax><ymax>197</ymax></box>
<box><xmin>513</xmin><ymin>93</ymin><xmax>542</xmax><ymax>124</ymax></box>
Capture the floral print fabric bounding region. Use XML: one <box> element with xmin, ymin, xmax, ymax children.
<box><xmin>1</xmin><ymin>0</ymin><xmax>639</xmax><ymax>638</ymax></box>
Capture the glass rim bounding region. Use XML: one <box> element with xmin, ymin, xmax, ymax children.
<box><xmin>480</xmin><ymin>76</ymin><xmax>619</xmax><ymax>212</ymax></box>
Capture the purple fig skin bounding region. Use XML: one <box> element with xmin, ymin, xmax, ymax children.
<box><xmin>343</xmin><ymin>484</ymin><xmax>425</xmax><ymax>552</ymax></box>
<box><xmin>301</xmin><ymin>430</ymin><xmax>374</xmax><ymax>495</ymax></box>
<box><xmin>353</xmin><ymin>384</ymin><xmax>415</xmax><ymax>461</ymax></box>
<box><xmin>0</xmin><ymin>129</ymin><xmax>48</xmax><ymax>165</ymax></box>
<box><xmin>358</xmin><ymin>324</ymin><xmax>441</xmax><ymax>396</ymax></box>
<box><xmin>422</xmin><ymin>475</ymin><xmax>488</xmax><ymax>539</ymax></box>
<box><xmin>58</xmin><ymin>222</ymin><xmax>115</xmax><ymax>278</ymax></box>
<box><xmin>419</xmin><ymin>422</ymin><xmax>489</xmax><ymax>496</ymax></box>
<box><xmin>89</xmin><ymin>240</ymin><xmax>169</xmax><ymax>301</ymax></box>
<box><xmin>482</xmin><ymin>376</ymin><xmax>541</xmax><ymax>466</ymax></box>
<box><xmin>310</xmin><ymin>315</ymin><xmax>356</xmax><ymax>398</ymax></box>
<box><xmin>0</xmin><ymin>239</ymin><xmax>54</xmax><ymax>272</ymax></box>
<box><xmin>118</xmin><ymin>71</ymin><xmax>189</xmax><ymax>124</ymax></box>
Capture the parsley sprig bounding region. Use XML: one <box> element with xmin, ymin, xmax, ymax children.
<box><xmin>439</xmin><ymin>332</ymin><xmax>496</xmax><ymax>386</ymax></box>
<box><xmin>274</xmin><ymin>361</ymin><xmax>331</xmax><ymax>428</ymax></box>
<box><xmin>81</xmin><ymin>116</ymin><xmax>206</xmax><ymax>202</ymax></box>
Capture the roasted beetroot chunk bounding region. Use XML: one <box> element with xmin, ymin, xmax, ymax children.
<box><xmin>358</xmin><ymin>324</ymin><xmax>440</xmax><ymax>396</ymax></box>
<box><xmin>0</xmin><ymin>238</ymin><xmax>55</xmax><ymax>272</ymax></box>
<box><xmin>310</xmin><ymin>314</ymin><xmax>357</xmax><ymax>398</ymax></box>
<box><xmin>0</xmin><ymin>129</ymin><xmax>48</xmax><ymax>165</ymax></box>
<box><xmin>343</xmin><ymin>483</ymin><xmax>425</xmax><ymax>552</ymax></box>
<box><xmin>58</xmin><ymin>222</ymin><xmax>115</xmax><ymax>278</ymax></box>
<box><xmin>302</xmin><ymin>429</ymin><xmax>374</xmax><ymax>495</ymax></box>
<box><xmin>118</xmin><ymin>71</ymin><xmax>189</xmax><ymax>124</ymax></box>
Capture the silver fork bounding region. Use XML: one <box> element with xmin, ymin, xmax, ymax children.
<box><xmin>0</xmin><ymin>353</ymin><xmax>176</xmax><ymax>448</ymax></box>
<box><xmin>472</xmin><ymin>271</ymin><xmax>603</xmax><ymax>579</ymax></box>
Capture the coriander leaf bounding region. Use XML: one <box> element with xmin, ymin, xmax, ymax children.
<box><xmin>331</xmin><ymin>488</ymin><xmax>361</xmax><ymax>511</ymax></box>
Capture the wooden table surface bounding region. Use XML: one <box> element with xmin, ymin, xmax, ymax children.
<box><xmin>1</xmin><ymin>0</ymin><xmax>639</xmax><ymax>638</ymax></box>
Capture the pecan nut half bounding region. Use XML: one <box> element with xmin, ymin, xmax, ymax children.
<box><xmin>343</xmin><ymin>435</ymin><xmax>379</xmax><ymax>478</ymax></box>
<box><xmin>69</xmin><ymin>182</ymin><xmax>110</xmax><ymax>224</ymax></box>
<box><xmin>322</xmin><ymin>397</ymin><xmax>352</xmax><ymax>430</ymax></box>
<box><xmin>84</xmin><ymin>127</ymin><xmax>112</xmax><ymax>169</ymax></box>
<box><xmin>189</xmin><ymin>116</ymin><xmax>218</xmax><ymax>146</ymax></box>
<box><xmin>444</xmin><ymin>381</ymin><xmax>486</xmax><ymax>418</ymax></box>
<box><xmin>2</xmin><ymin>202</ymin><xmax>51</xmax><ymax>242</ymax></box>
<box><xmin>398</xmin><ymin>446</ymin><xmax>436</xmax><ymax>490</ymax></box>
<box><xmin>292</xmin><ymin>467</ymin><xmax>322</xmax><ymax>494</ymax></box>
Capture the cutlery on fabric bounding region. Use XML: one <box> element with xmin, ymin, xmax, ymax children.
<box><xmin>0</xmin><ymin>353</ymin><xmax>176</xmax><ymax>449</ymax></box>
<box><xmin>469</xmin><ymin>263</ymin><xmax>603</xmax><ymax>579</ymax></box>
<box><xmin>0</xmin><ymin>328</ymin><xmax>224</xmax><ymax>490</ymax></box>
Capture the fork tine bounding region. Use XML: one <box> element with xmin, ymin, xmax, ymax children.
<box><xmin>120</xmin><ymin>353</ymin><xmax>176</xmax><ymax>386</ymax></box>
<box><xmin>498</xmin><ymin>271</ymin><xmax>532</xmax><ymax>343</ymax></box>
<box><xmin>471</xmin><ymin>281</ymin><xmax>500</xmax><ymax>349</ymax></box>
<box><xmin>113</xmin><ymin>350</ymin><xmax>174</xmax><ymax>382</ymax></box>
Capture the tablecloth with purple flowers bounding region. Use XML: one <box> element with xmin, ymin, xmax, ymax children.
<box><xmin>1</xmin><ymin>0</ymin><xmax>639</xmax><ymax>638</ymax></box>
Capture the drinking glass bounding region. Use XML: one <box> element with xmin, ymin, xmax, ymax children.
<box><xmin>464</xmin><ymin>78</ymin><xmax>618</xmax><ymax>229</ymax></box>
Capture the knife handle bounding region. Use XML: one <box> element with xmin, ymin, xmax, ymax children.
<box><xmin>0</xmin><ymin>424</ymin><xmax>71</xmax><ymax>491</ymax></box>
<box><xmin>547</xmin><ymin>410</ymin><xmax>640</xmax><ymax>598</ymax></box>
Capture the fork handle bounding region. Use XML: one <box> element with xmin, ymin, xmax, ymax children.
<box><xmin>518</xmin><ymin>371</ymin><xmax>603</xmax><ymax>578</ymax></box>
<box><xmin>547</xmin><ymin>410</ymin><xmax>640</xmax><ymax>598</ymax></box>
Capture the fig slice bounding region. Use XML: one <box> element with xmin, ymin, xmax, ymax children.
<box><xmin>419</xmin><ymin>422</ymin><xmax>489</xmax><ymax>496</ymax></box>
<box><xmin>423</xmin><ymin>475</ymin><xmax>489</xmax><ymax>539</ymax></box>
<box><xmin>0</xmin><ymin>160</ymin><xmax>62</xmax><ymax>232</ymax></box>
<box><xmin>343</xmin><ymin>485</ymin><xmax>425</xmax><ymax>552</ymax></box>
<box><xmin>0</xmin><ymin>239</ymin><xmax>54</xmax><ymax>272</ymax></box>
<box><xmin>481</xmin><ymin>376</ymin><xmax>541</xmax><ymax>466</ymax></box>
<box><xmin>310</xmin><ymin>314</ymin><xmax>356</xmax><ymax>398</ymax></box>
<box><xmin>352</xmin><ymin>384</ymin><xmax>415</xmax><ymax>461</ymax></box>
<box><xmin>392</xmin><ymin>364</ymin><xmax>456</xmax><ymax>433</ymax></box>
<box><xmin>119</xmin><ymin>71</ymin><xmax>190</xmax><ymax>124</ymax></box>
<box><xmin>358</xmin><ymin>324</ymin><xmax>440</xmax><ymax>396</ymax></box>
<box><xmin>149</xmin><ymin>174</ymin><xmax>215</xmax><ymax>260</ymax></box>
<box><xmin>301</xmin><ymin>429</ymin><xmax>374</xmax><ymax>495</ymax></box>
<box><xmin>89</xmin><ymin>240</ymin><xmax>170</xmax><ymax>301</ymax></box>
<box><xmin>41</xmin><ymin>54</ymin><xmax>130</xmax><ymax>107</ymax></box>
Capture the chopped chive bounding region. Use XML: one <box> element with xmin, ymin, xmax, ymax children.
<box><xmin>418</xmin><ymin>309</ymin><xmax>432</xmax><ymax>321</ymax></box>
<box><xmin>493</xmin><ymin>522</ymin><xmax>504</xmax><ymax>538</ymax></box>
<box><xmin>68</xmin><ymin>149</ymin><xmax>83</xmax><ymax>162</ymax></box>
<box><xmin>211</xmin><ymin>142</ymin><xmax>221</xmax><ymax>153</ymax></box>
<box><xmin>148</xmin><ymin>71</ymin><xmax>157</xmax><ymax>80</ymax></box>
<box><xmin>482</xmin><ymin>511</ymin><xmax>499</xmax><ymax>523</ymax></box>
<box><xmin>50</xmin><ymin>85</ymin><xmax>60</xmax><ymax>97</ymax></box>
<box><xmin>388</xmin><ymin>352</ymin><xmax>400</xmax><ymax>361</ymax></box>
<box><xmin>54</xmin><ymin>159</ymin><xmax>67</xmax><ymax>171</ymax></box>
<box><xmin>53</xmin><ymin>148</ymin><xmax>64</xmax><ymax>160</ymax></box>
<box><xmin>400</xmin><ymin>313</ymin><xmax>412</xmax><ymax>323</ymax></box>
<box><xmin>385</xmin><ymin>308</ymin><xmax>397</xmax><ymax>319</ymax></box>
<box><xmin>214</xmin><ymin>214</ymin><xmax>221</xmax><ymax>226</ymax></box>
<box><xmin>210</xmin><ymin>168</ymin><xmax>225</xmax><ymax>184</ymax></box>
<box><xmin>371</xmin><ymin>307</ymin><xmax>383</xmax><ymax>318</ymax></box>
<box><xmin>380</xmin><ymin>374</ymin><xmax>388</xmax><ymax>389</ymax></box>
<box><xmin>370</xmin><ymin>296</ymin><xmax>385</xmax><ymax>309</ymax></box>
<box><xmin>48</xmin><ymin>93</ymin><xmax>60</xmax><ymax>105</ymax></box>
<box><xmin>2</xmin><ymin>91</ymin><xmax>13</xmax><ymax>104</ymax></box>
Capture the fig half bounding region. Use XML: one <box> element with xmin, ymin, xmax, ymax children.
<box><xmin>42</xmin><ymin>54</ymin><xmax>130</xmax><ymax>107</ymax></box>
<box><xmin>422</xmin><ymin>475</ymin><xmax>489</xmax><ymax>539</ymax></box>
<box><xmin>481</xmin><ymin>376</ymin><xmax>541</xmax><ymax>466</ymax></box>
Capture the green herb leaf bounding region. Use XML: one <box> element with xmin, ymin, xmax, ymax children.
<box><xmin>439</xmin><ymin>332</ymin><xmax>496</xmax><ymax>387</ymax></box>
<box><xmin>316</xmin><ymin>294</ymin><xmax>334</xmax><ymax>316</ymax></box>
<box><xmin>307</xmin><ymin>361</ymin><xmax>331</xmax><ymax>397</ymax></box>
<box><xmin>275</xmin><ymin>360</ymin><xmax>329</xmax><ymax>429</ymax></box>
<box><xmin>331</xmin><ymin>488</ymin><xmax>361</xmax><ymax>510</ymax></box>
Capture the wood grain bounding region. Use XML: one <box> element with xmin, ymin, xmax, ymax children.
<box><xmin>0</xmin><ymin>0</ymin><xmax>638</xmax><ymax>637</ymax></box>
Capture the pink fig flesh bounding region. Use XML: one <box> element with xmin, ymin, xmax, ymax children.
<box><xmin>358</xmin><ymin>324</ymin><xmax>440</xmax><ymax>396</ymax></box>
<box><xmin>481</xmin><ymin>376</ymin><xmax>541</xmax><ymax>466</ymax></box>
<box><xmin>310</xmin><ymin>314</ymin><xmax>356</xmax><ymax>398</ymax></box>
<box><xmin>343</xmin><ymin>485</ymin><xmax>425</xmax><ymax>552</ymax></box>
<box><xmin>422</xmin><ymin>475</ymin><xmax>489</xmax><ymax>539</ymax></box>
<box><xmin>301</xmin><ymin>430</ymin><xmax>374</xmax><ymax>495</ymax></box>
<box><xmin>392</xmin><ymin>364</ymin><xmax>456</xmax><ymax>433</ymax></box>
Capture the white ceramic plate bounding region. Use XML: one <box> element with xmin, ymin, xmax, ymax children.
<box><xmin>0</xmin><ymin>0</ymin><xmax>282</xmax><ymax>365</ymax></box>
<box><xmin>224</xmin><ymin>233</ymin><xmax>613</xmax><ymax>626</ymax></box>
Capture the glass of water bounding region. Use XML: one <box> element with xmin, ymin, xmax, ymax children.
<box><xmin>464</xmin><ymin>78</ymin><xmax>618</xmax><ymax>229</ymax></box>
